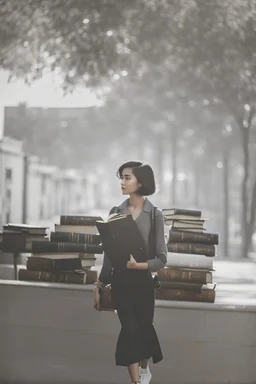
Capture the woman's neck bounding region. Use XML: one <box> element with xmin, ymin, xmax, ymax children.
<box><xmin>128</xmin><ymin>194</ymin><xmax>145</xmax><ymax>209</ymax></box>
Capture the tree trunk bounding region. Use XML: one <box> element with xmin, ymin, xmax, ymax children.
<box><xmin>223</xmin><ymin>146</ymin><xmax>230</xmax><ymax>258</ymax></box>
<box><xmin>193</xmin><ymin>158</ymin><xmax>200</xmax><ymax>207</ymax></box>
<box><xmin>156</xmin><ymin>137</ymin><xmax>164</xmax><ymax>195</ymax></box>
<box><xmin>241</xmin><ymin>126</ymin><xmax>250</xmax><ymax>258</ymax></box>
<box><xmin>248</xmin><ymin>176</ymin><xmax>256</xmax><ymax>251</ymax></box>
<box><xmin>225</xmin><ymin>102</ymin><xmax>255</xmax><ymax>259</ymax></box>
<box><xmin>170</xmin><ymin>126</ymin><xmax>177</xmax><ymax>205</ymax></box>
<box><xmin>22</xmin><ymin>154</ymin><xmax>29</xmax><ymax>224</ymax></box>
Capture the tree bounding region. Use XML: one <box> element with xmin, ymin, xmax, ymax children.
<box><xmin>169</xmin><ymin>0</ymin><xmax>256</xmax><ymax>258</ymax></box>
<box><xmin>121</xmin><ymin>0</ymin><xmax>256</xmax><ymax>258</ymax></box>
<box><xmin>2</xmin><ymin>0</ymin><xmax>256</xmax><ymax>257</ymax></box>
<box><xmin>0</xmin><ymin>0</ymin><xmax>136</xmax><ymax>89</ymax></box>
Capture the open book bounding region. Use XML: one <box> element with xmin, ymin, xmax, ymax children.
<box><xmin>105</xmin><ymin>212</ymin><xmax>127</xmax><ymax>221</ymax></box>
<box><xmin>96</xmin><ymin>213</ymin><xmax>148</xmax><ymax>268</ymax></box>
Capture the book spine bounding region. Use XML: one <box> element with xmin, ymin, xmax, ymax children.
<box><xmin>19</xmin><ymin>269</ymin><xmax>86</xmax><ymax>284</ymax></box>
<box><xmin>27</xmin><ymin>257</ymin><xmax>82</xmax><ymax>272</ymax></box>
<box><xmin>167</xmin><ymin>243</ymin><xmax>215</xmax><ymax>257</ymax></box>
<box><xmin>157</xmin><ymin>268</ymin><xmax>209</xmax><ymax>284</ymax></box>
<box><xmin>60</xmin><ymin>215</ymin><xmax>102</xmax><ymax>226</ymax></box>
<box><xmin>172</xmin><ymin>221</ymin><xmax>203</xmax><ymax>228</ymax></box>
<box><xmin>166</xmin><ymin>257</ymin><xmax>213</xmax><ymax>269</ymax></box>
<box><xmin>175</xmin><ymin>219</ymin><xmax>205</xmax><ymax>223</ymax></box>
<box><xmin>155</xmin><ymin>288</ymin><xmax>215</xmax><ymax>302</ymax></box>
<box><xmin>54</xmin><ymin>272</ymin><xmax>86</xmax><ymax>284</ymax></box>
<box><xmin>27</xmin><ymin>257</ymin><xmax>54</xmax><ymax>271</ymax></box>
<box><xmin>19</xmin><ymin>269</ymin><xmax>55</xmax><ymax>282</ymax></box>
<box><xmin>50</xmin><ymin>232</ymin><xmax>100</xmax><ymax>244</ymax></box>
<box><xmin>169</xmin><ymin>230</ymin><xmax>219</xmax><ymax>245</ymax></box>
<box><xmin>159</xmin><ymin>281</ymin><xmax>204</xmax><ymax>291</ymax></box>
<box><xmin>31</xmin><ymin>241</ymin><xmax>103</xmax><ymax>254</ymax></box>
<box><xmin>172</xmin><ymin>209</ymin><xmax>201</xmax><ymax>217</ymax></box>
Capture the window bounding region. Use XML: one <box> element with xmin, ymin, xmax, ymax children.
<box><xmin>5</xmin><ymin>168</ymin><xmax>12</xmax><ymax>181</ymax></box>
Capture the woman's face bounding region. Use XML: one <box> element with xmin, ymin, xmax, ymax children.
<box><xmin>120</xmin><ymin>168</ymin><xmax>141</xmax><ymax>195</ymax></box>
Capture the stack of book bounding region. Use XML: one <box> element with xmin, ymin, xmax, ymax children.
<box><xmin>2</xmin><ymin>224</ymin><xmax>48</xmax><ymax>252</ymax></box>
<box><xmin>19</xmin><ymin>215</ymin><xmax>103</xmax><ymax>285</ymax></box>
<box><xmin>155</xmin><ymin>208</ymin><xmax>218</xmax><ymax>303</ymax></box>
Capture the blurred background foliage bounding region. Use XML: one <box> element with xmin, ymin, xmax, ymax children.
<box><xmin>1</xmin><ymin>0</ymin><xmax>256</xmax><ymax>257</ymax></box>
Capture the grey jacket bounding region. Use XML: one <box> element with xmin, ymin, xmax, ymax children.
<box><xmin>98</xmin><ymin>198</ymin><xmax>167</xmax><ymax>284</ymax></box>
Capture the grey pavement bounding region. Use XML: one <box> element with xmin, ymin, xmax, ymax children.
<box><xmin>1</xmin><ymin>283</ymin><xmax>256</xmax><ymax>384</ymax></box>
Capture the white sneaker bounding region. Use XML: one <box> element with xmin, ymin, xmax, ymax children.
<box><xmin>139</xmin><ymin>367</ymin><xmax>152</xmax><ymax>384</ymax></box>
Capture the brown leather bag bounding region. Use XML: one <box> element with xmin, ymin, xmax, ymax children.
<box><xmin>99</xmin><ymin>285</ymin><xmax>116</xmax><ymax>311</ymax></box>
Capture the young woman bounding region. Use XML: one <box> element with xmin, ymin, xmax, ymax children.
<box><xmin>94</xmin><ymin>161</ymin><xmax>167</xmax><ymax>384</ymax></box>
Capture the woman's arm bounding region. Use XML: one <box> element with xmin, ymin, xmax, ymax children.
<box><xmin>147</xmin><ymin>208</ymin><xmax>167</xmax><ymax>271</ymax></box>
<box><xmin>127</xmin><ymin>209</ymin><xmax>167</xmax><ymax>271</ymax></box>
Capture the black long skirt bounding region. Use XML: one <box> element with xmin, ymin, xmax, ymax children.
<box><xmin>111</xmin><ymin>269</ymin><xmax>163</xmax><ymax>367</ymax></box>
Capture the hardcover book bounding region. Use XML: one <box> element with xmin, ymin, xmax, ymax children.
<box><xmin>167</xmin><ymin>252</ymin><xmax>214</xmax><ymax>269</ymax></box>
<box><xmin>54</xmin><ymin>224</ymin><xmax>99</xmax><ymax>235</ymax></box>
<box><xmin>2</xmin><ymin>232</ymin><xmax>48</xmax><ymax>252</ymax></box>
<box><xmin>158</xmin><ymin>281</ymin><xmax>215</xmax><ymax>291</ymax></box>
<box><xmin>158</xmin><ymin>267</ymin><xmax>212</xmax><ymax>284</ymax></box>
<box><xmin>26</xmin><ymin>256</ymin><xmax>83</xmax><ymax>272</ymax></box>
<box><xmin>162</xmin><ymin>208</ymin><xmax>201</xmax><ymax>217</ymax></box>
<box><xmin>3</xmin><ymin>224</ymin><xmax>48</xmax><ymax>235</ymax></box>
<box><xmin>155</xmin><ymin>287</ymin><xmax>215</xmax><ymax>303</ymax></box>
<box><xmin>50</xmin><ymin>232</ymin><xmax>101</xmax><ymax>244</ymax></box>
<box><xmin>31</xmin><ymin>241</ymin><xmax>103</xmax><ymax>254</ymax></box>
<box><xmin>95</xmin><ymin>213</ymin><xmax>147</xmax><ymax>268</ymax></box>
<box><xmin>60</xmin><ymin>215</ymin><xmax>103</xmax><ymax>226</ymax></box>
<box><xmin>167</xmin><ymin>243</ymin><xmax>215</xmax><ymax>257</ymax></box>
<box><xmin>169</xmin><ymin>230</ymin><xmax>219</xmax><ymax>245</ymax></box>
<box><xmin>19</xmin><ymin>269</ymin><xmax>87</xmax><ymax>284</ymax></box>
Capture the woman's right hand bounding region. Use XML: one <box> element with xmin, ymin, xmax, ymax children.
<box><xmin>93</xmin><ymin>285</ymin><xmax>102</xmax><ymax>311</ymax></box>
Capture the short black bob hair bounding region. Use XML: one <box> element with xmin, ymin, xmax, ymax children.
<box><xmin>117</xmin><ymin>161</ymin><xmax>156</xmax><ymax>196</ymax></box>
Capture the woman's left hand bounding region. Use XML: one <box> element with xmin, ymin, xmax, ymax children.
<box><xmin>127</xmin><ymin>255</ymin><xmax>137</xmax><ymax>269</ymax></box>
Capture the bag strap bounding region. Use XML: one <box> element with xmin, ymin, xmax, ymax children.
<box><xmin>150</xmin><ymin>206</ymin><xmax>157</xmax><ymax>257</ymax></box>
<box><xmin>150</xmin><ymin>206</ymin><xmax>161</xmax><ymax>288</ymax></box>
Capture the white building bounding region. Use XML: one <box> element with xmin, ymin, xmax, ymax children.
<box><xmin>26</xmin><ymin>156</ymin><xmax>57</xmax><ymax>224</ymax></box>
<box><xmin>0</xmin><ymin>136</ymin><xmax>24</xmax><ymax>226</ymax></box>
<box><xmin>54</xmin><ymin>169</ymin><xmax>89</xmax><ymax>215</ymax></box>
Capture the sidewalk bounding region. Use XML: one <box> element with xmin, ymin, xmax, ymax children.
<box><xmin>213</xmin><ymin>260</ymin><xmax>256</xmax><ymax>283</ymax></box>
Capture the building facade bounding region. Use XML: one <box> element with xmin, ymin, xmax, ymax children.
<box><xmin>0</xmin><ymin>136</ymin><xmax>24</xmax><ymax>227</ymax></box>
